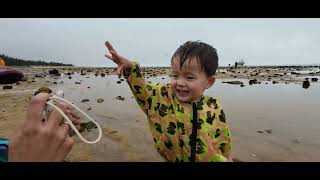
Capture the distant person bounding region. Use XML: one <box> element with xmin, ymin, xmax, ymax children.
<box><xmin>235</xmin><ymin>62</ymin><xmax>238</xmax><ymax>68</ymax></box>
<box><xmin>0</xmin><ymin>93</ymin><xmax>80</xmax><ymax>162</ymax></box>
<box><xmin>104</xmin><ymin>40</ymin><xmax>232</xmax><ymax>162</ymax></box>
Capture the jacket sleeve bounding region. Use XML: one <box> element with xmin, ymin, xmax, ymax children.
<box><xmin>124</xmin><ymin>62</ymin><xmax>159</xmax><ymax>116</ymax></box>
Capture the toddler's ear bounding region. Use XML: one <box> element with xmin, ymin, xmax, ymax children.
<box><xmin>206</xmin><ymin>76</ymin><xmax>216</xmax><ymax>89</ymax></box>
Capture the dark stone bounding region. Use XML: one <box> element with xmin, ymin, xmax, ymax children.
<box><xmin>311</xmin><ymin>78</ymin><xmax>318</xmax><ymax>82</ymax></box>
<box><xmin>3</xmin><ymin>85</ymin><xmax>12</xmax><ymax>90</ymax></box>
<box><xmin>222</xmin><ymin>81</ymin><xmax>243</xmax><ymax>85</ymax></box>
<box><xmin>79</xmin><ymin>122</ymin><xmax>97</xmax><ymax>133</ymax></box>
<box><xmin>249</xmin><ymin>79</ymin><xmax>258</xmax><ymax>85</ymax></box>
<box><xmin>49</xmin><ymin>69</ymin><xmax>59</xmax><ymax>75</ymax></box>
<box><xmin>265</xmin><ymin>129</ymin><xmax>272</xmax><ymax>134</ymax></box>
<box><xmin>116</xmin><ymin>96</ymin><xmax>125</xmax><ymax>101</ymax></box>
<box><xmin>303</xmin><ymin>80</ymin><xmax>310</xmax><ymax>89</ymax></box>
<box><xmin>240</xmin><ymin>84</ymin><xmax>245</xmax><ymax>87</ymax></box>
<box><xmin>116</xmin><ymin>81</ymin><xmax>121</xmax><ymax>84</ymax></box>
<box><xmin>0</xmin><ymin>69</ymin><xmax>24</xmax><ymax>84</ymax></box>
<box><xmin>34</xmin><ymin>87</ymin><xmax>52</xmax><ymax>96</ymax></box>
<box><xmin>272</xmin><ymin>81</ymin><xmax>278</xmax><ymax>84</ymax></box>
<box><xmin>75</xmin><ymin>82</ymin><xmax>81</xmax><ymax>84</ymax></box>
<box><xmin>81</xmin><ymin>99</ymin><xmax>90</xmax><ymax>103</ymax></box>
<box><xmin>97</xmin><ymin>98</ymin><xmax>104</xmax><ymax>103</ymax></box>
<box><xmin>256</xmin><ymin>130</ymin><xmax>264</xmax><ymax>133</ymax></box>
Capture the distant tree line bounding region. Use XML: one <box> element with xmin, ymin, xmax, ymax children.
<box><xmin>0</xmin><ymin>54</ymin><xmax>74</xmax><ymax>66</ymax></box>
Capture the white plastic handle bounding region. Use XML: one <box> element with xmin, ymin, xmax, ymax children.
<box><xmin>46</xmin><ymin>95</ymin><xmax>102</xmax><ymax>144</ymax></box>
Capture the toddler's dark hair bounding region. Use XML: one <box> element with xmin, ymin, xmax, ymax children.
<box><xmin>171</xmin><ymin>41</ymin><xmax>218</xmax><ymax>76</ymax></box>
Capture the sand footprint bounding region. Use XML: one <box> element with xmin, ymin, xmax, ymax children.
<box><xmin>103</xmin><ymin>127</ymin><xmax>126</xmax><ymax>143</ymax></box>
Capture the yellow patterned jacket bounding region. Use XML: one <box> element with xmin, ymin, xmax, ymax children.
<box><xmin>124</xmin><ymin>62</ymin><xmax>232</xmax><ymax>162</ymax></box>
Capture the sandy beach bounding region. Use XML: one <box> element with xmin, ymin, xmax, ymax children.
<box><xmin>1</xmin><ymin>65</ymin><xmax>320</xmax><ymax>162</ymax></box>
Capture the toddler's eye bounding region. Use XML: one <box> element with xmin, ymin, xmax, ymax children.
<box><xmin>170</xmin><ymin>74</ymin><xmax>178</xmax><ymax>78</ymax></box>
<box><xmin>187</xmin><ymin>76</ymin><xmax>195</xmax><ymax>79</ymax></box>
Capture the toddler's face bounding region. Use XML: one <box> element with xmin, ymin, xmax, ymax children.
<box><xmin>170</xmin><ymin>57</ymin><xmax>215</xmax><ymax>103</ymax></box>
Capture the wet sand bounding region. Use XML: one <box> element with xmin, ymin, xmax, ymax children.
<box><xmin>1</xmin><ymin>65</ymin><xmax>320</xmax><ymax>162</ymax></box>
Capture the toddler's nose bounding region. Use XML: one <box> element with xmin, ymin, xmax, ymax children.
<box><xmin>176</xmin><ymin>78</ymin><xmax>186</xmax><ymax>87</ymax></box>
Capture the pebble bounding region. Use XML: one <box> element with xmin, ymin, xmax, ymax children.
<box><xmin>303</xmin><ymin>80</ymin><xmax>310</xmax><ymax>89</ymax></box>
<box><xmin>222</xmin><ymin>81</ymin><xmax>243</xmax><ymax>85</ymax></box>
<box><xmin>97</xmin><ymin>98</ymin><xmax>104</xmax><ymax>103</ymax></box>
<box><xmin>116</xmin><ymin>96</ymin><xmax>125</xmax><ymax>101</ymax></box>
<box><xmin>81</xmin><ymin>99</ymin><xmax>90</xmax><ymax>103</ymax></box>
<box><xmin>265</xmin><ymin>129</ymin><xmax>272</xmax><ymax>134</ymax></box>
<box><xmin>3</xmin><ymin>85</ymin><xmax>13</xmax><ymax>90</ymax></box>
<box><xmin>34</xmin><ymin>87</ymin><xmax>52</xmax><ymax>95</ymax></box>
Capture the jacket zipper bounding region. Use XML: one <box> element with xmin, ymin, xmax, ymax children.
<box><xmin>189</xmin><ymin>102</ymin><xmax>198</xmax><ymax>162</ymax></box>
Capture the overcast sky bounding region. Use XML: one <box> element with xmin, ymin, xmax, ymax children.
<box><xmin>1</xmin><ymin>18</ymin><xmax>320</xmax><ymax>67</ymax></box>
